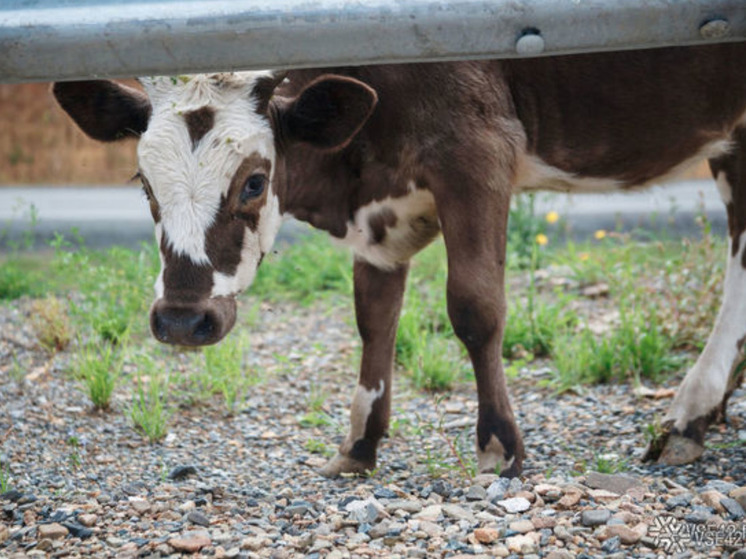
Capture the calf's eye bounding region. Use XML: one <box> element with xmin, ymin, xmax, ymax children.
<box><xmin>240</xmin><ymin>174</ymin><xmax>266</xmax><ymax>203</ymax></box>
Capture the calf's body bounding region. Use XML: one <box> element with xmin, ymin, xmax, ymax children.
<box><xmin>54</xmin><ymin>42</ymin><xmax>746</xmax><ymax>476</ymax></box>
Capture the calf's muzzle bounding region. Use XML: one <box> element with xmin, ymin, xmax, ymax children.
<box><xmin>150</xmin><ymin>297</ymin><xmax>237</xmax><ymax>346</ymax></box>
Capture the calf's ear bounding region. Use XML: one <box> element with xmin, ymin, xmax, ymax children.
<box><xmin>52</xmin><ymin>80</ymin><xmax>152</xmax><ymax>142</ymax></box>
<box><xmin>278</xmin><ymin>75</ymin><xmax>378</xmax><ymax>151</ymax></box>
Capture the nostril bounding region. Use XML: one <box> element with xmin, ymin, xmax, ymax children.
<box><xmin>192</xmin><ymin>312</ymin><xmax>215</xmax><ymax>342</ymax></box>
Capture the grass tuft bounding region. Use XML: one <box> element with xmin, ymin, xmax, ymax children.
<box><xmin>73</xmin><ymin>341</ymin><xmax>123</xmax><ymax>410</ymax></box>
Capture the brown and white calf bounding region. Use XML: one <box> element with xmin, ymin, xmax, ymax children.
<box><xmin>54</xmin><ymin>43</ymin><xmax>746</xmax><ymax>477</ymax></box>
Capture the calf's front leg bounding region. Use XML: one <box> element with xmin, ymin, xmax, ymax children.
<box><xmin>321</xmin><ymin>259</ymin><xmax>408</xmax><ymax>477</ymax></box>
<box><xmin>430</xmin><ymin>161</ymin><xmax>525</xmax><ymax>478</ymax></box>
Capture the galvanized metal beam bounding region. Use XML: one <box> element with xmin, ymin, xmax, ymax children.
<box><xmin>1</xmin><ymin>0</ymin><xmax>744</xmax><ymax>84</ymax></box>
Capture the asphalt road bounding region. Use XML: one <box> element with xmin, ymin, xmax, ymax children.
<box><xmin>0</xmin><ymin>179</ymin><xmax>727</xmax><ymax>251</ymax></box>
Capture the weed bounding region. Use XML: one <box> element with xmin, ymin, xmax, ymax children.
<box><xmin>67</xmin><ymin>435</ymin><xmax>82</xmax><ymax>469</ymax></box>
<box><xmin>73</xmin><ymin>341</ymin><xmax>123</xmax><ymax>410</ymax></box>
<box><xmin>0</xmin><ymin>259</ymin><xmax>45</xmax><ymax>299</ymax></box>
<box><xmin>299</xmin><ymin>410</ymin><xmax>333</xmax><ymax>428</ymax></box>
<box><xmin>593</xmin><ymin>453</ymin><xmax>628</xmax><ymax>474</ymax></box>
<box><xmin>130</xmin><ymin>365</ymin><xmax>172</xmax><ymax>443</ymax></box>
<box><xmin>202</xmin><ymin>335</ymin><xmax>258</xmax><ymax>413</ymax></box>
<box><xmin>0</xmin><ymin>462</ymin><xmax>10</xmax><ymax>493</ymax></box>
<box><xmin>305</xmin><ymin>438</ymin><xmax>334</xmax><ymax>457</ymax></box>
<box><xmin>30</xmin><ymin>296</ymin><xmax>73</xmax><ymax>353</ymax></box>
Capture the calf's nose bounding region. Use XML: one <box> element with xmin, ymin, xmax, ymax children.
<box><xmin>150</xmin><ymin>298</ymin><xmax>236</xmax><ymax>346</ymax></box>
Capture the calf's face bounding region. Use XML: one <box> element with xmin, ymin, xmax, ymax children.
<box><xmin>54</xmin><ymin>73</ymin><xmax>377</xmax><ymax>346</ymax></box>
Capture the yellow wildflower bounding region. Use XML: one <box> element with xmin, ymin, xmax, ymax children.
<box><xmin>535</xmin><ymin>233</ymin><xmax>548</xmax><ymax>246</ymax></box>
<box><xmin>545</xmin><ymin>211</ymin><xmax>559</xmax><ymax>224</ymax></box>
<box><xmin>594</xmin><ymin>229</ymin><xmax>607</xmax><ymax>240</ymax></box>
<box><xmin>579</xmin><ymin>252</ymin><xmax>590</xmax><ymax>261</ymax></box>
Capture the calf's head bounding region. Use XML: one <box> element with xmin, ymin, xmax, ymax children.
<box><xmin>54</xmin><ymin>72</ymin><xmax>377</xmax><ymax>346</ymax></box>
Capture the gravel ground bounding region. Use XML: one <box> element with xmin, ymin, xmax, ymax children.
<box><xmin>1</xmin><ymin>295</ymin><xmax>746</xmax><ymax>559</ymax></box>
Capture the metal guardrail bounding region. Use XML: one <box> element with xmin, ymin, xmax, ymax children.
<box><xmin>1</xmin><ymin>0</ymin><xmax>744</xmax><ymax>84</ymax></box>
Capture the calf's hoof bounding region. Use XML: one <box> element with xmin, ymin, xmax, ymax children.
<box><xmin>656</xmin><ymin>434</ymin><xmax>705</xmax><ymax>466</ymax></box>
<box><xmin>319</xmin><ymin>453</ymin><xmax>376</xmax><ymax>478</ymax></box>
<box><xmin>642</xmin><ymin>421</ymin><xmax>705</xmax><ymax>466</ymax></box>
<box><xmin>477</xmin><ymin>434</ymin><xmax>524</xmax><ymax>478</ymax></box>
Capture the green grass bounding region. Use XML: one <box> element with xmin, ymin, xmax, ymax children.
<box><xmin>0</xmin><ymin>208</ymin><xmax>727</xmax><ymax>430</ymax></box>
<box><xmin>201</xmin><ymin>334</ymin><xmax>259</xmax><ymax>413</ymax></box>
<box><xmin>252</xmin><ymin>231</ymin><xmax>353</xmax><ymax>304</ymax></box>
<box><xmin>129</xmin><ymin>358</ymin><xmax>172</xmax><ymax>443</ymax></box>
<box><xmin>72</xmin><ymin>341</ymin><xmax>124</xmax><ymax>410</ymax></box>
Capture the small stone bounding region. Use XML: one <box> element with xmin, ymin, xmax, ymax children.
<box><xmin>531</xmin><ymin>516</ymin><xmax>556</xmax><ymax>529</ymax></box>
<box><xmin>465</xmin><ymin>485</ymin><xmax>487</xmax><ymax>501</ymax></box>
<box><xmin>431</xmin><ymin>480</ymin><xmax>451</xmax><ymax>497</ymax></box>
<box><xmin>474</xmin><ymin>527</ymin><xmax>500</xmax><ymax>544</ymax></box>
<box><xmin>603</xmin><ymin>523</ymin><xmax>646</xmax><ymax>545</ymax></box>
<box><xmin>168</xmin><ymin>465</ymin><xmax>198</xmax><ymax>480</ymax></box>
<box><xmin>665</xmin><ymin>492</ymin><xmax>692</xmax><ymax>509</ymax></box>
<box><xmin>129</xmin><ymin>498</ymin><xmax>151</xmax><ymax>515</ymax></box>
<box><xmin>77</xmin><ymin>513</ymin><xmax>97</xmax><ymax>527</ymax></box>
<box><xmin>557</xmin><ymin>491</ymin><xmax>582</xmax><ymax>508</ymax></box>
<box><xmin>506</xmin><ymin>534</ymin><xmax>535</xmax><ymax>553</ymax></box>
<box><xmin>732</xmin><ymin>550</ymin><xmax>746</xmax><ymax>559</ymax></box>
<box><xmin>721</xmin><ymin>497</ymin><xmax>745</xmax><ymax>519</ymax></box>
<box><xmin>385</xmin><ymin>500</ymin><xmax>422</xmax><ymax>514</ymax></box>
<box><xmin>169</xmin><ymin>533</ymin><xmax>211</xmax><ymax>553</ymax></box>
<box><xmin>414</xmin><ymin>504</ymin><xmax>442</xmax><ymax>522</ymax></box>
<box><xmin>700</xmin><ymin>489</ymin><xmax>726</xmax><ymax>512</ymax></box>
<box><xmin>545</xmin><ymin>552</ymin><xmax>574</xmax><ymax>559</ymax></box>
<box><xmin>63</xmin><ymin>522</ymin><xmax>93</xmax><ymax>539</ymax></box>
<box><xmin>685</xmin><ymin>506</ymin><xmax>712</xmax><ymax>524</ymax></box>
<box><xmin>702</xmin><ymin>480</ymin><xmax>737</xmax><ymax>495</ymax></box>
<box><xmin>442</xmin><ymin>504</ymin><xmax>474</xmax><ymax>522</ymax></box>
<box><xmin>509</xmin><ymin>519</ymin><xmax>534</xmax><ymax>533</ymax></box>
<box><xmin>346</xmin><ymin>499</ymin><xmax>382</xmax><ymax>524</ymax></box>
<box><xmin>585</xmin><ymin>472</ymin><xmax>642</xmax><ymax>495</ymax></box>
<box><xmin>601</xmin><ymin>536</ymin><xmax>621</xmax><ymax>553</ymax></box>
<box><xmin>730</xmin><ymin>487</ymin><xmax>746</xmax><ymax>510</ymax></box>
<box><xmin>487</xmin><ymin>478</ymin><xmax>511</xmax><ymax>502</ymax></box>
<box><xmin>38</xmin><ymin>523</ymin><xmax>69</xmax><ymax>540</ymax></box>
<box><xmin>497</xmin><ymin>497</ymin><xmax>531</xmax><ymax>513</ymax></box>
<box><xmin>187</xmin><ymin>510</ymin><xmax>210</xmax><ymax>527</ymax></box>
<box><xmin>0</xmin><ymin>524</ymin><xmax>9</xmax><ymax>543</ymax></box>
<box><xmin>581</xmin><ymin>508</ymin><xmax>611</xmax><ymax>527</ymax></box>
<box><xmin>106</xmin><ymin>536</ymin><xmax>126</xmax><ymax>548</ymax></box>
<box><xmin>286</xmin><ymin>500</ymin><xmax>313</xmax><ymax>517</ymax></box>
<box><xmin>373</xmin><ymin>487</ymin><xmax>397</xmax><ymax>499</ymax></box>
<box><xmin>241</xmin><ymin>536</ymin><xmax>264</xmax><ymax>551</ymax></box>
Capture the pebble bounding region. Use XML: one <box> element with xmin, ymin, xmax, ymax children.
<box><xmin>465</xmin><ymin>485</ymin><xmax>487</xmax><ymax>501</ymax></box>
<box><xmin>487</xmin><ymin>478</ymin><xmax>511</xmax><ymax>502</ymax></box>
<box><xmin>497</xmin><ymin>497</ymin><xmax>531</xmax><ymax>513</ymax></box>
<box><xmin>581</xmin><ymin>508</ymin><xmax>611</xmax><ymax>526</ymax></box>
<box><xmin>77</xmin><ymin>513</ymin><xmax>97</xmax><ymax>527</ymax></box>
<box><xmin>666</xmin><ymin>492</ymin><xmax>693</xmax><ymax>509</ymax></box>
<box><xmin>722</xmin><ymin>497</ymin><xmax>745</xmax><ymax>519</ymax></box>
<box><xmin>187</xmin><ymin>510</ymin><xmax>211</xmax><ymax>527</ymax></box>
<box><xmin>37</xmin><ymin>523</ymin><xmax>68</xmax><ymax>540</ymax></box>
<box><xmin>169</xmin><ymin>532</ymin><xmax>211</xmax><ymax>553</ymax></box>
<box><xmin>509</xmin><ymin>519</ymin><xmax>534</xmax><ymax>533</ymax></box>
<box><xmin>473</xmin><ymin>527</ymin><xmax>500</xmax><ymax>544</ymax></box>
<box><xmin>584</xmin><ymin>472</ymin><xmax>641</xmax><ymax>495</ymax></box>
<box><xmin>168</xmin><ymin>465</ymin><xmax>198</xmax><ymax>480</ymax></box>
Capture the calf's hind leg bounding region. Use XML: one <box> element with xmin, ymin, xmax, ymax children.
<box><xmin>649</xmin><ymin>127</ymin><xmax>746</xmax><ymax>465</ymax></box>
<box><xmin>321</xmin><ymin>259</ymin><xmax>408</xmax><ymax>477</ymax></box>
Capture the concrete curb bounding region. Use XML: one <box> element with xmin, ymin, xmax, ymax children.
<box><xmin>0</xmin><ymin>179</ymin><xmax>727</xmax><ymax>250</ymax></box>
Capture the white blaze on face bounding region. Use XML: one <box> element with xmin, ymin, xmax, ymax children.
<box><xmin>136</xmin><ymin>73</ymin><xmax>282</xmax><ymax>297</ymax></box>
